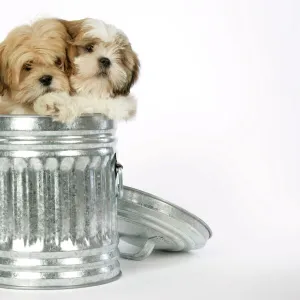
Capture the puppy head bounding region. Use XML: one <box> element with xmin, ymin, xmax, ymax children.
<box><xmin>0</xmin><ymin>19</ymin><xmax>72</xmax><ymax>105</ymax></box>
<box><xmin>62</xmin><ymin>18</ymin><xmax>140</xmax><ymax>98</ymax></box>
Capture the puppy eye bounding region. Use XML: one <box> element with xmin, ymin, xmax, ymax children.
<box><xmin>55</xmin><ymin>57</ymin><xmax>63</xmax><ymax>68</ymax></box>
<box><xmin>84</xmin><ymin>44</ymin><xmax>94</xmax><ymax>53</ymax></box>
<box><xmin>23</xmin><ymin>64</ymin><xmax>32</xmax><ymax>71</ymax></box>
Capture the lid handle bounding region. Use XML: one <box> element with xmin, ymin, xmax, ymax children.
<box><xmin>120</xmin><ymin>238</ymin><xmax>156</xmax><ymax>261</ymax></box>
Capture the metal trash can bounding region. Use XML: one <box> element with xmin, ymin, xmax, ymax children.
<box><xmin>0</xmin><ymin>115</ymin><xmax>122</xmax><ymax>289</ymax></box>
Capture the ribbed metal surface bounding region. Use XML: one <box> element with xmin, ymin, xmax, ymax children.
<box><xmin>0</xmin><ymin>115</ymin><xmax>120</xmax><ymax>289</ymax></box>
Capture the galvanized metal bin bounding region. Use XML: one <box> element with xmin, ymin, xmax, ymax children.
<box><xmin>0</xmin><ymin>115</ymin><xmax>122</xmax><ymax>289</ymax></box>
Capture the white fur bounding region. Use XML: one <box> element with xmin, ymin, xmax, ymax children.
<box><xmin>34</xmin><ymin>92</ymin><xmax>137</xmax><ymax>123</ymax></box>
<box><xmin>74</xmin><ymin>44</ymin><xmax>127</xmax><ymax>81</ymax></box>
<box><xmin>72</xmin><ymin>22</ymin><xmax>129</xmax><ymax>98</ymax></box>
<box><xmin>33</xmin><ymin>92</ymin><xmax>79</xmax><ymax>123</ymax></box>
<box><xmin>83</xmin><ymin>19</ymin><xmax>127</xmax><ymax>42</ymax></box>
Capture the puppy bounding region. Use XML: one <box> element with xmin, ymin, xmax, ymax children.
<box><xmin>0</xmin><ymin>19</ymin><xmax>72</xmax><ymax>114</ymax></box>
<box><xmin>34</xmin><ymin>18</ymin><xmax>140</xmax><ymax>123</ymax></box>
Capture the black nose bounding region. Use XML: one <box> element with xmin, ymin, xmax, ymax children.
<box><xmin>39</xmin><ymin>75</ymin><xmax>53</xmax><ymax>86</ymax></box>
<box><xmin>99</xmin><ymin>57</ymin><xmax>111</xmax><ymax>68</ymax></box>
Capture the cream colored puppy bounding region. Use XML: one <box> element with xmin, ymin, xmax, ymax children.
<box><xmin>0</xmin><ymin>19</ymin><xmax>72</xmax><ymax>114</ymax></box>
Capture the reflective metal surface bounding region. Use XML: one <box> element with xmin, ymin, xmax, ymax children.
<box><xmin>0</xmin><ymin>115</ymin><xmax>121</xmax><ymax>289</ymax></box>
<box><xmin>118</xmin><ymin>186</ymin><xmax>212</xmax><ymax>260</ymax></box>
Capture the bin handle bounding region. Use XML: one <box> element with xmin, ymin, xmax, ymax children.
<box><xmin>119</xmin><ymin>237</ymin><xmax>156</xmax><ymax>261</ymax></box>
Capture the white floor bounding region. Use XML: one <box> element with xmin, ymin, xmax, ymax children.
<box><xmin>1</xmin><ymin>238</ymin><xmax>299</xmax><ymax>300</ymax></box>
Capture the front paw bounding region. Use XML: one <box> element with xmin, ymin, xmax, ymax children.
<box><xmin>34</xmin><ymin>93</ymin><xmax>77</xmax><ymax>123</ymax></box>
<box><xmin>105</xmin><ymin>95</ymin><xmax>137</xmax><ymax>121</ymax></box>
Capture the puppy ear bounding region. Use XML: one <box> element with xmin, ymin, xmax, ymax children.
<box><xmin>58</xmin><ymin>19</ymin><xmax>84</xmax><ymax>76</ymax></box>
<box><xmin>130</xmin><ymin>51</ymin><xmax>140</xmax><ymax>88</ymax></box>
<box><xmin>58</xmin><ymin>19</ymin><xmax>84</xmax><ymax>40</ymax></box>
<box><xmin>114</xmin><ymin>51</ymin><xmax>140</xmax><ymax>96</ymax></box>
<box><xmin>0</xmin><ymin>44</ymin><xmax>6</xmax><ymax>96</ymax></box>
<box><xmin>64</xmin><ymin>43</ymin><xmax>78</xmax><ymax>76</ymax></box>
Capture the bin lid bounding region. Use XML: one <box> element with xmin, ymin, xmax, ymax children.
<box><xmin>118</xmin><ymin>186</ymin><xmax>212</xmax><ymax>261</ymax></box>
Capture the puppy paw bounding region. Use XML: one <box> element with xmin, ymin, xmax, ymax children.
<box><xmin>34</xmin><ymin>92</ymin><xmax>78</xmax><ymax>124</ymax></box>
<box><xmin>105</xmin><ymin>95</ymin><xmax>137</xmax><ymax>121</ymax></box>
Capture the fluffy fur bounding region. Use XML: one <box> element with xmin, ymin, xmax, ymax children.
<box><xmin>35</xmin><ymin>18</ymin><xmax>140</xmax><ymax>122</ymax></box>
<box><xmin>34</xmin><ymin>92</ymin><xmax>137</xmax><ymax>123</ymax></box>
<box><xmin>0</xmin><ymin>19</ymin><xmax>73</xmax><ymax>114</ymax></box>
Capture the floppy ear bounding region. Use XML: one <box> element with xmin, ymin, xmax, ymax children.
<box><xmin>114</xmin><ymin>50</ymin><xmax>140</xmax><ymax>96</ymax></box>
<box><xmin>64</xmin><ymin>42</ymin><xmax>78</xmax><ymax>76</ymax></box>
<box><xmin>58</xmin><ymin>19</ymin><xmax>85</xmax><ymax>40</ymax></box>
<box><xmin>58</xmin><ymin>19</ymin><xmax>84</xmax><ymax>76</ymax></box>
<box><xmin>130</xmin><ymin>51</ymin><xmax>140</xmax><ymax>88</ymax></box>
<box><xmin>0</xmin><ymin>44</ymin><xmax>6</xmax><ymax>96</ymax></box>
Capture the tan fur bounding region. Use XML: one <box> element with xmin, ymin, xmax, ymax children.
<box><xmin>0</xmin><ymin>19</ymin><xmax>72</xmax><ymax>114</ymax></box>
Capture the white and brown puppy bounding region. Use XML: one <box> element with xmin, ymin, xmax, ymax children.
<box><xmin>0</xmin><ymin>19</ymin><xmax>73</xmax><ymax>114</ymax></box>
<box><xmin>35</xmin><ymin>18</ymin><xmax>140</xmax><ymax>123</ymax></box>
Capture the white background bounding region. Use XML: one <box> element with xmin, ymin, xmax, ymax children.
<box><xmin>1</xmin><ymin>0</ymin><xmax>300</xmax><ymax>299</ymax></box>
